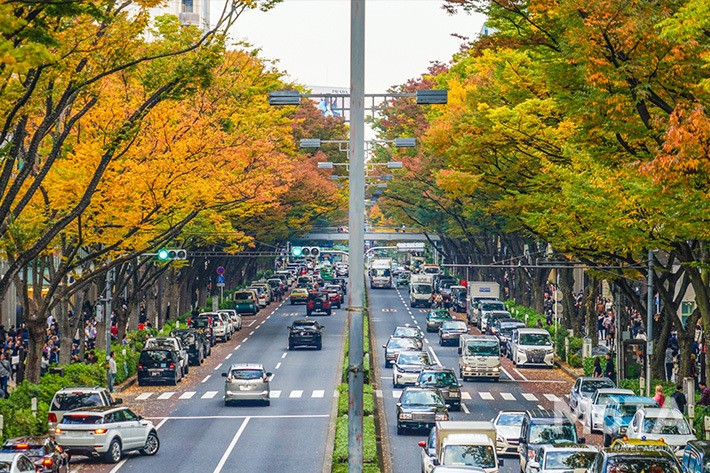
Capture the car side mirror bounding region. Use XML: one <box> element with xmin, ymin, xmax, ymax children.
<box><xmin>137</xmin><ymin>415</ymin><xmax>143</xmax><ymax>421</ymax></box>
<box><xmin>396</xmin><ymin>403</ymin><xmax>402</xmax><ymax>407</ymax></box>
<box><xmin>579</xmin><ymin>437</ymin><xmax>586</xmax><ymax>444</ymax></box>
<box><xmin>518</xmin><ymin>437</ymin><xmax>525</xmax><ymax>444</ymax></box>
<box><xmin>221</xmin><ymin>373</ymin><xmax>228</xmax><ymax>377</ymax></box>
<box><xmin>432</xmin><ymin>458</ymin><xmax>440</xmax><ymax>466</ymax></box>
<box><xmin>383</xmin><ymin>345</ymin><xmax>387</xmax><ymax>348</ymax></box>
<box><xmin>528</xmin><ymin>461</ymin><xmax>539</xmax><ymax>470</ymax></box>
<box><xmin>266</xmin><ymin>372</ymin><xmax>273</xmax><ymax>377</ymax></box>
<box><xmin>445</xmin><ymin>404</ymin><xmax>451</xmax><ymax>409</ymax></box>
<box><xmin>418</xmin><ymin>441</ymin><xmax>426</xmax><ymax>448</ymax></box>
<box><xmin>498</xmin><ymin>459</ymin><xmax>504</xmax><ymax>467</ymax></box>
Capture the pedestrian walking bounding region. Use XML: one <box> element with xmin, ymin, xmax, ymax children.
<box><xmin>107</xmin><ymin>352</ymin><xmax>117</xmax><ymax>393</ymax></box>
<box><xmin>653</xmin><ymin>384</ymin><xmax>666</xmax><ymax>408</ymax></box>
<box><xmin>604</xmin><ymin>353</ymin><xmax>615</xmax><ymax>382</ymax></box>
<box><xmin>665</xmin><ymin>346</ymin><xmax>675</xmax><ymax>381</ymax></box>
<box><xmin>0</xmin><ymin>353</ymin><xmax>11</xmax><ymax>394</ymax></box>
<box><xmin>700</xmin><ymin>382</ymin><xmax>710</xmax><ymax>406</ymax></box>
<box><xmin>671</xmin><ymin>385</ymin><xmax>687</xmax><ymax>415</ymax></box>
<box><xmin>593</xmin><ymin>357</ymin><xmax>603</xmax><ymax>377</ymax></box>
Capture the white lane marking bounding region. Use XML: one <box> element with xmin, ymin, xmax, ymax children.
<box><xmin>270</xmin><ymin>390</ymin><xmax>282</xmax><ymax>398</ymax></box>
<box><xmin>214</xmin><ymin>363</ymin><xmax>222</xmax><ymax>371</ymax></box>
<box><xmin>202</xmin><ymin>391</ymin><xmax>218</xmax><ymax>399</ymax></box>
<box><xmin>537</xmin><ymin>404</ymin><xmax>546</xmax><ymax>409</ymax></box>
<box><xmin>513</xmin><ymin>368</ymin><xmax>529</xmax><ymax>381</ymax></box>
<box><xmin>157</xmin><ymin>392</ymin><xmax>175</xmax><ymax>400</ymax></box>
<box><xmin>268</xmin><ymin>374</ymin><xmax>275</xmax><ymax>382</ymax></box>
<box><xmin>225</xmin><ymin>353</ymin><xmax>232</xmax><ymax>360</ymax></box>
<box><xmin>424</xmin><ymin>339</ymin><xmax>429</xmax><ymax>344</ymax></box>
<box><xmin>267</xmin><ymin>316</ymin><xmax>271</xmax><ymax>320</ymax></box>
<box><xmin>427</xmin><ymin>346</ymin><xmax>442</xmax><ymax>366</ymax></box>
<box><xmin>501</xmin><ymin>392</ymin><xmax>516</xmax><ymax>401</ymax></box>
<box><xmin>202</xmin><ymin>375</ymin><xmax>211</xmax><ymax>383</ymax></box>
<box><xmin>243</xmin><ymin>337</ymin><xmax>249</xmax><ymax>342</ymax></box>
<box><xmin>461</xmin><ymin>403</ymin><xmax>470</xmax><ymax>414</ymax></box>
<box><xmin>461</xmin><ymin>392</ymin><xmax>472</xmax><ymax>400</ymax></box>
<box><xmin>289</xmin><ymin>390</ymin><xmax>303</xmax><ymax>398</ymax></box>
<box><xmin>213</xmin><ymin>417</ymin><xmax>250</xmax><ymax>473</ymax></box>
<box><xmin>523</xmin><ymin>393</ymin><xmax>538</xmax><ymax>401</ymax></box>
<box><xmin>312</xmin><ymin>390</ymin><xmax>325</xmax><ymax>398</ymax></box>
<box><xmin>392</xmin><ymin>390</ymin><xmax>403</xmax><ymax>398</ymax></box>
<box><xmin>544</xmin><ymin>394</ymin><xmax>562</xmax><ymax>402</ymax></box>
<box><xmin>179</xmin><ymin>391</ymin><xmax>196</xmax><ymax>399</ymax></box>
<box><xmin>136</xmin><ymin>392</ymin><xmax>152</xmax><ymax>400</ymax></box>
<box><xmin>479</xmin><ymin>392</ymin><xmax>494</xmax><ymax>400</ymax></box>
<box><xmin>235</xmin><ymin>345</ymin><xmax>241</xmax><ymax>350</ymax></box>
<box><xmin>500</xmin><ymin>367</ymin><xmax>517</xmax><ymax>381</ymax></box>
<box><xmin>250</xmin><ymin>331</ymin><xmax>255</xmax><ymax>336</ymax></box>
<box><xmin>146</xmin><ymin>414</ymin><xmax>329</xmax><ymax>420</ymax></box>
<box><xmin>375</xmin><ymin>390</ymin><xmax>383</xmax><ymax>398</ymax></box>
<box><xmin>282</xmin><ymin>353</ymin><xmax>287</xmax><ymax>359</ymax></box>
<box><xmin>275</xmin><ymin>362</ymin><xmax>282</xmax><ymax>369</ymax></box>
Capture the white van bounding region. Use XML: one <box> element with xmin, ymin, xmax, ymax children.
<box><xmin>509</xmin><ymin>328</ymin><xmax>554</xmax><ymax>367</ymax></box>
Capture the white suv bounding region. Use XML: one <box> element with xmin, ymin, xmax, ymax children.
<box><xmin>509</xmin><ymin>328</ymin><xmax>554</xmax><ymax>367</ymax></box>
<box><xmin>54</xmin><ymin>406</ymin><xmax>159</xmax><ymax>463</ymax></box>
<box><xmin>218</xmin><ymin>309</ymin><xmax>242</xmax><ymax>333</ymax></box>
<box><xmin>200</xmin><ymin>312</ymin><xmax>232</xmax><ymax>342</ymax></box>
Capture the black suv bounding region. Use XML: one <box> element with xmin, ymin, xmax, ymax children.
<box><xmin>137</xmin><ymin>349</ymin><xmax>183</xmax><ymax>386</ymax></box>
<box><xmin>415</xmin><ymin>368</ymin><xmax>463</xmax><ymax>411</ymax></box>
<box><xmin>518</xmin><ymin>409</ymin><xmax>582</xmax><ymax>472</ymax></box>
<box><xmin>170</xmin><ymin>329</ymin><xmax>209</xmax><ymax>365</ymax></box>
<box><xmin>288</xmin><ymin>319</ymin><xmax>323</xmax><ymax>350</ymax></box>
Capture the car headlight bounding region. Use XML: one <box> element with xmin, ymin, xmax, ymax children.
<box><xmin>435</xmin><ymin>413</ymin><xmax>449</xmax><ymax>421</ymax></box>
<box><xmin>619</xmin><ymin>426</ymin><xmax>627</xmax><ymax>433</ymax></box>
<box><xmin>492</xmin><ymin>367</ymin><xmax>500</xmax><ymax>372</ymax></box>
<box><xmin>399</xmin><ymin>413</ymin><xmax>413</xmax><ymax>420</ymax></box>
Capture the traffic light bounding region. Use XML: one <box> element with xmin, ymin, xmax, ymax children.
<box><xmin>291</xmin><ymin>246</ymin><xmax>319</xmax><ymax>258</ymax></box>
<box><xmin>157</xmin><ymin>249</ymin><xmax>187</xmax><ymax>260</ymax></box>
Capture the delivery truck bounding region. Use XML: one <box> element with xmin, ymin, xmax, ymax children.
<box><xmin>466</xmin><ymin>282</ymin><xmax>501</xmax><ymax>325</ymax></box>
<box><xmin>410</xmin><ymin>274</ymin><xmax>434</xmax><ymax>308</ymax></box>
<box><xmin>420</xmin><ymin>421</ymin><xmax>502</xmax><ymax>473</ymax></box>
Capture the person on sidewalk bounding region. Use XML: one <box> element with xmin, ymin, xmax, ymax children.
<box><xmin>653</xmin><ymin>384</ymin><xmax>666</xmax><ymax>408</ymax></box>
<box><xmin>698</xmin><ymin>382</ymin><xmax>710</xmax><ymax>406</ymax></box>
<box><xmin>671</xmin><ymin>384</ymin><xmax>687</xmax><ymax>415</ymax></box>
<box><xmin>0</xmin><ymin>353</ymin><xmax>11</xmax><ymax>395</ymax></box>
<box><xmin>107</xmin><ymin>352</ymin><xmax>117</xmax><ymax>393</ymax></box>
<box><xmin>604</xmin><ymin>353</ymin><xmax>615</xmax><ymax>382</ymax></box>
<box><xmin>593</xmin><ymin>357</ymin><xmax>603</xmax><ymax>377</ymax></box>
<box><xmin>665</xmin><ymin>346</ymin><xmax>674</xmax><ymax>381</ymax></box>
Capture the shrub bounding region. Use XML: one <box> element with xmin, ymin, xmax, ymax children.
<box><xmin>568</xmin><ymin>353</ymin><xmax>583</xmax><ymax>368</ymax></box>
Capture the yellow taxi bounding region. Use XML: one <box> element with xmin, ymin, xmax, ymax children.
<box><xmin>610</xmin><ymin>437</ymin><xmax>676</xmax><ymax>458</ymax></box>
<box><xmin>289</xmin><ymin>288</ymin><xmax>309</xmax><ymax>305</ymax></box>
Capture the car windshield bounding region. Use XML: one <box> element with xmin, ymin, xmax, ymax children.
<box><xmin>581</xmin><ymin>379</ymin><xmax>615</xmax><ymax>393</ymax></box>
<box><xmin>481</xmin><ymin>302</ymin><xmax>505</xmax><ymax>311</ymax></box>
<box><xmin>398</xmin><ymin>353</ymin><xmax>430</xmax><ymax>365</ymax></box>
<box><xmin>190</xmin><ymin>318</ymin><xmax>210</xmax><ymax>328</ymax></box>
<box><xmin>466</xmin><ymin>341</ymin><xmax>499</xmax><ymax>356</ymax></box>
<box><xmin>145</xmin><ymin>339</ymin><xmax>175</xmax><ymax>350</ymax></box>
<box><xmin>529</xmin><ymin>423</ymin><xmax>577</xmax><ymax>444</ymax></box>
<box><xmin>519</xmin><ymin>334</ymin><xmax>552</xmax><ymax>346</ymax></box>
<box><xmin>642</xmin><ymin>417</ymin><xmax>691</xmax><ymax>435</ymax></box>
<box><xmin>619</xmin><ymin>403</ymin><xmax>655</xmax><ymax>417</ymax></box>
<box><xmin>411</xmin><ymin>284</ymin><xmax>432</xmax><ymax>294</ymax></box>
<box><xmin>500</xmin><ymin>323</ymin><xmax>525</xmax><ymax>332</ymax></box>
<box><xmin>497</xmin><ymin>413</ymin><xmax>525</xmax><ymax>426</ymax></box>
<box><xmin>596</xmin><ymin>393</ymin><xmax>625</xmax><ymax>405</ymax></box>
<box><xmin>371</xmin><ymin>269</ymin><xmax>391</xmax><ymax>277</ymax></box>
<box><xmin>0</xmin><ymin>461</ymin><xmax>11</xmax><ymax>473</ymax></box>
<box><xmin>293</xmin><ymin>323</ymin><xmax>317</xmax><ymax>330</ymax></box>
<box><xmin>52</xmin><ymin>392</ymin><xmax>103</xmax><ymax>410</ymax></box>
<box><xmin>61</xmin><ymin>414</ymin><xmax>104</xmax><ymax>425</ymax></box>
<box><xmin>394</xmin><ymin>327</ymin><xmax>420</xmax><ymax>338</ymax></box>
<box><xmin>442</xmin><ymin>321</ymin><xmax>467</xmax><ymax>331</ymax></box>
<box><xmin>230</xmin><ymin>369</ymin><xmax>263</xmax><ymax>380</ymax></box>
<box><xmin>171</xmin><ymin>332</ymin><xmax>194</xmax><ymax>344</ymax></box>
<box><xmin>388</xmin><ymin>339</ymin><xmax>418</xmax><ymax>350</ymax></box>
<box><xmin>139</xmin><ymin>350</ymin><xmax>172</xmax><ymax>363</ymax></box>
<box><xmin>401</xmin><ymin>391</ymin><xmax>444</xmax><ymax>406</ymax></box>
<box><xmin>418</xmin><ymin>371</ymin><xmax>457</xmax><ymax>387</ymax></box>
<box><xmin>605</xmin><ymin>457</ymin><xmax>681</xmax><ymax>473</ymax></box>
<box><xmin>442</xmin><ymin>445</ymin><xmax>496</xmax><ymax>469</ymax></box>
<box><xmin>429</xmin><ymin>311</ymin><xmax>452</xmax><ymax>320</ymax></box>
<box><xmin>234</xmin><ymin>292</ymin><xmax>254</xmax><ymax>300</ymax></box>
<box><xmin>544</xmin><ymin>451</ymin><xmax>596</xmax><ymax>469</ymax></box>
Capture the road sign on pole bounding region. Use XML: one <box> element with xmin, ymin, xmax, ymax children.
<box><xmin>216</xmin><ymin>266</ymin><xmax>225</xmax><ymax>275</ymax></box>
<box><xmin>216</xmin><ymin>275</ymin><xmax>225</xmax><ymax>285</ymax></box>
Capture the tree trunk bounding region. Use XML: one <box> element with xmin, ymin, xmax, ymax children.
<box><xmin>584</xmin><ymin>277</ymin><xmax>599</xmax><ymax>346</ymax></box>
<box><xmin>58</xmin><ymin>300</ymin><xmax>72</xmax><ymax>365</ymax></box>
<box><xmin>652</xmin><ymin>307</ymin><xmax>673</xmax><ymax>382</ymax></box>
<box><xmin>559</xmin><ymin>267</ymin><xmax>576</xmax><ymax>333</ymax></box>
<box><xmin>25</xmin><ymin>311</ymin><xmax>45</xmax><ymax>384</ymax></box>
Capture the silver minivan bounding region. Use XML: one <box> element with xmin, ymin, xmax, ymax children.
<box><xmin>222</xmin><ymin>363</ymin><xmax>272</xmax><ymax>406</ymax></box>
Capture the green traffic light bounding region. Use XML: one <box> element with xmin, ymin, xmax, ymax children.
<box><xmin>292</xmin><ymin>247</ymin><xmax>302</xmax><ymax>257</ymax></box>
<box><xmin>158</xmin><ymin>249</ymin><xmax>169</xmax><ymax>260</ymax></box>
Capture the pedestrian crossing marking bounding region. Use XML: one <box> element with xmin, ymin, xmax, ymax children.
<box><xmin>501</xmin><ymin>392</ymin><xmax>515</xmax><ymax>401</ymax></box>
<box><xmin>157</xmin><ymin>392</ymin><xmax>175</xmax><ymax>400</ymax></box>
<box><xmin>312</xmin><ymin>390</ymin><xmax>325</xmax><ymax>398</ymax></box>
<box><xmin>479</xmin><ymin>392</ymin><xmax>494</xmax><ymax>400</ymax></box>
<box><xmin>544</xmin><ymin>394</ymin><xmax>561</xmax><ymax>402</ymax></box>
<box><xmin>382</xmin><ymin>308</ymin><xmax>398</xmax><ymax>313</ymax></box>
<box><xmin>289</xmin><ymin>390</ymin><xmax>303</xmax><ymax>398</ymax></box>
<box><xmin>202</xmin><ymin>391</ymin><xmax>218</xmax><ymax>399</ymax></box>
<box><xmin>461</xmin><ymin>392</ymin><xmax>472</xmax><ymax>400</ymax></box>
<box><xmin>392</xmin><ymin>390</ymin><xmax>403</xmax><ymax>398</ymax></box>
<box><xmin>282</xmin><ymin>312</ymin><xmax>301</xmax><ymax>317</ymax></box>
<box><xmin>375</xmin><ymin>390</ymin><xmax>383</xmax><ymax>398</ymax></box>
<box><xmin>522</xmin><ymin>393</ymin><xmax>538</xmax><ymax>401</ymax></box>
<box><xmin>270</xmin><ymin>390</ymin><xmax>282</xmax><ymax>398</ymax></box>
<box><xmin>179</xmin><ymin>392</ymin><xmax>195</xmax><ymax>399</ymax></box>
<box><xmin>136</xmin><ymin>393</ymin><xmax>152</xmax><ymax>400</ymax></box>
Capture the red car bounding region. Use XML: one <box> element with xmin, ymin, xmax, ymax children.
<box><xmin>307</xmin><ymin>293</ymin><xmax>332</xmax><ymax>316</ymax></box>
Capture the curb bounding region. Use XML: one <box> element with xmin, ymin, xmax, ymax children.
<box><xmin>555</xmin><ymin>360</ymin><xmax>581</xmax><ymax>381</ymax></box>
<box><xmin>114</xmin><ymin>374</ymin><xmax>137</xmax><ymax>393</ymax></box>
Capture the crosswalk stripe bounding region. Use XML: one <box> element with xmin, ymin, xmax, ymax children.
<box><xmin>501</xmin><ymin>392</ymin><xmax>515</xmax><ymax>401</ymax></box>
<box><xmin>270</xmin><ymin>390</ymin><xmax>282</xmax><ymax>398</ymax></box>
<box><xmin>179</xmin><ymin>391</ymin><xmax>195</xmax><ymax>399</ymax></box>
<box><xmin>522</xmin><ymin>393</ymin><xmax>538</xmax><ymax>401</ymax></box>
<box><xmin>289</xmin><ymin>390</ymin><xmax>303</xmax><ymax>398</ymax></box>
<box><xmin>392</xmin><ymin>390</ymin><xmax>403</xmax><ymax>399</ymax></box>
<box><xmin>202</xmin><ymin>391</ymin><xmax>218</xmax><ymax>399</ymax></box>
<box><xmin>157</xmin><ymin>392</ymin><xmax>174</xmax><ymax>400</ymax></box>
<box><xmin>312</xmin><ymin>390</ymin><xmax>325</xmax><ymax>398</ymax></box>
<box><xmin>479</xmin><ymin>392</ymin><xmax>494</xmax><ymax>400</ymax></box>
<box><xmin>461</xmin><ymin>392</ymin><xmax>472</xmax><ymax>400</ymax></box>
<box><xmin>136</xmin><ymin>393</ymin><xmax>152</xmax><ymax>400</ymax></box>
<box><xmin>544</xmin><ymin>394</ymin><xmax>561</xmax><ymax>402</ymax></box>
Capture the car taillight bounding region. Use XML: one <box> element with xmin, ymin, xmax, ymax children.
<box><xmin>15</xmin><ymin>444</ymin><xmax>29</xmax><ymax>449</ymax></box>
<box><xmin>48</xmin><ymin>413</ymin><xmax>57</xmax><ymax>423</ymax></box>
<box><xmin>54</xmin><ymin>429</ymin><xmax>62</xmax><ymax>435</ymax></box>
<box><xmin>169</xmin><ymin>363</ymin><xmax>175</xmax><ymax>369</ymax></box>
<box><xmin>94</xmin><ymin>428</ymin><xmax>107</xmax><ymax>434</ymax></box>
<box><xmin>138</xmin><ymin>364</ymin><xmax>143</xmax><ymax>370</ymax></box>
<box><xmin>43</xmin><ymin>458</ymin><xmax>53</xmax><ymax>466</ymax></box>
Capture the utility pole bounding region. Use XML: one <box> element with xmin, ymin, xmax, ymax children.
<box><xmin>104</xmin><ymin>268</ymin><xmax>114</xmax><ymax>390</ymax></box>
<box><xmin>348</xmin><ymin>0</ymin><xmax>365</xmax><ymax>471</ymax></box>
<box><xmin>646</xmin><ymin>249</ymin><xmax>654</xmax><ymax>397</ymax></box>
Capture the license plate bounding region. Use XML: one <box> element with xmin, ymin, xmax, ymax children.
<box><xmin>239</xmin><ymin>385</ymin><xmax>255</xmax><ymax>391</ymax></box>
<box><xmin>150</xmin><ymin>370</ymin><xmax>161</xmax><ymax>376</ymax></box>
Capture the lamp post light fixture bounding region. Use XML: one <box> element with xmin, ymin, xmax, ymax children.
<box><xmin>268</xmin><ymin>90</ymin><xmax>301</xmax><ymax>106</ymax></box>
<box><xmin>393</xmin><ymin>137</ymin><xmax>416</xmax><ymax>148</ymax></box>
<box><xmin>386</xmin><ymin>161</ymin><xmax>403</xmax><ymax>169</ymax></box>
<box><xmin>318</xmin><ymin>161</ymin><xmax>335</xmax><ymax>169</ymax></box>
<box><xmin>300</xmin><ymin>138</ymin><xmax>322</xmax><ymax>148</ymax></box>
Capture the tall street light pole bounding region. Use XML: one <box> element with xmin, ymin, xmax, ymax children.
<box><xmin>348</xmin><ymin>0</ymin><xmax>365</xmax><ymax>471</ymax></box>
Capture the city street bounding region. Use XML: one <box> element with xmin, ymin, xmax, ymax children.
<box><xmin>370</xmin><ymin>287</ymin><xmax>585</xmax><ymax>473</ymax></box>
<box><xmin>73</xmin><ymin>297</ymin><xmax>347</xmax><ymax>473</ymax></box>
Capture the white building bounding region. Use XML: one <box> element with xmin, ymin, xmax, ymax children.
<box><xmin>136</xmin><ymin>0</ymin><xmax>210</xmax><ymax>32</ymax></box>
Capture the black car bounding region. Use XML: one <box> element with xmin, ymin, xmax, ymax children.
<box><xmin>518</xmin><ymin>409</ymin><xmax>581</xmax><ymax>472</ymax></box>
<box><xmin>1</xmin><ymin>436</ymin><xmax>69</xmax><ymax>473</ymax></box>
<box><xmin>494</xmin><ymin>318</ymin><xmax>526</xmax><ymax>355</ymax></box>
<box><xmin>396</xmin><ymin>387</ymin><xmax>449</xmax><ymax>435</ymax></box>
<box><xmin>170</xmin><ymin>329</ymin><xmax>209</xmax><ymax>365</ymax></box>
<box><xmin>188</xmin><ymin>315</ymin><xmax>216</xmax><ymax>346</ymax></box>
<box><xmin>137</xmin><ymin>349</ymin><xmax>183</xmax><ymax>386</ymax></box>
<box><xmin>438</xmin><ymin>320</ymin><xmax>468</xmax><ymax>346</ymax></box>
<box><xmin>288</xmin><ymin>319</ymin><xmax>324</xmax><ymax>350</ymax></box>
<box><xmin>416</xmin><ymin>368</ymin><xmax>463</xmax><ymax>411</ymax></box>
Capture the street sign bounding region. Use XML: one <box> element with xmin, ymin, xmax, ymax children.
<box><xmin>216</xmin><ymin>275</ymin><xmax>225</xmax><ymax>284</ymax></box>
<box><xmin>397</xmin><ymin>242</ymin><xmax>425</xmax><ymax>252</ymax></box>
<box><xmin>216</xmin><ymin>266</ymin><xmax>225</xmax><ymax>275</ymax></box>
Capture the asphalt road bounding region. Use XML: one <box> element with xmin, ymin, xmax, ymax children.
<box><xmin>75</xmin><ymin>294</ymin><xmax>347</xmax><ymax>473</ymax></box>
<box><xmin>369</xmin><ymin>287</ymin><xmax>579</xmax><ymax>473</ymax></box>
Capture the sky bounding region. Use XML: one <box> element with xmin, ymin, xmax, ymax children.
<box><xmin>221</xmin><ymin>0</ymin><xmax>487</xmax><ymax>93</ymax></box>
